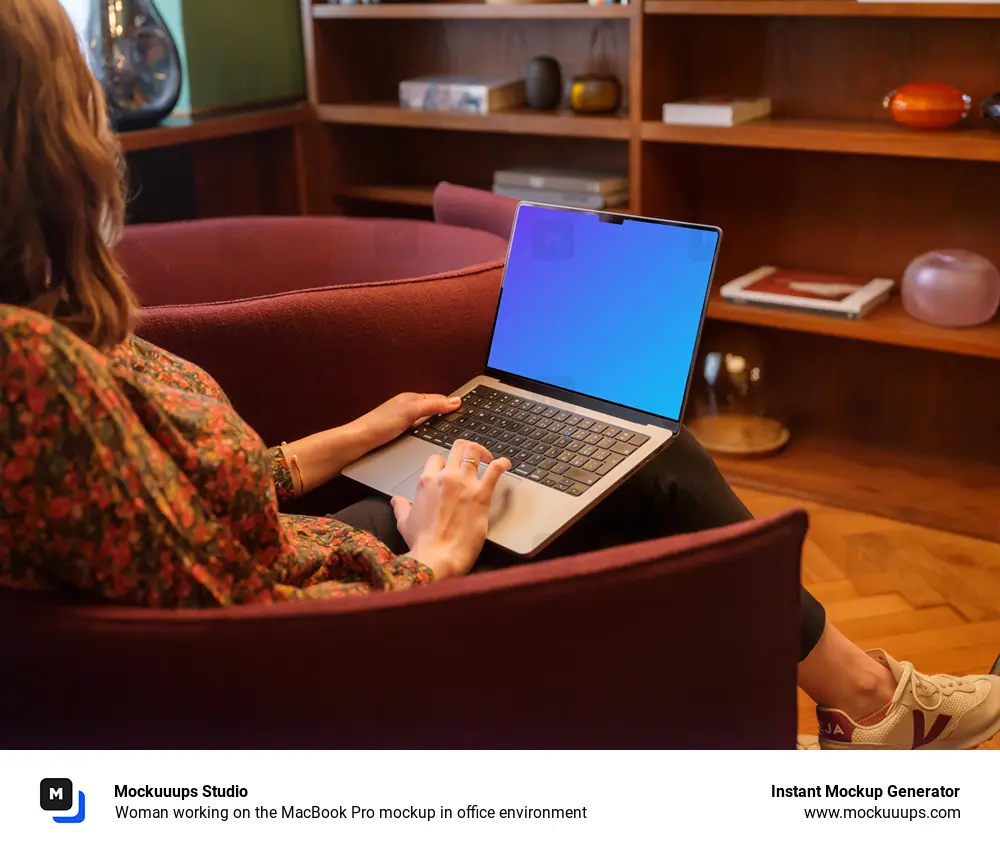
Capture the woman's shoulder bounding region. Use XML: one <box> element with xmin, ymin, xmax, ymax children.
<box><xmin>111</xmin><ymin>335</ymin><xmax>230</xmax><ymax>405</ymax></box>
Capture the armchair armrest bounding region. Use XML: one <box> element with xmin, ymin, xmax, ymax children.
<box><xmin>433</xmin><ymin>182</ymin><xmax>517</xmax><ymax>241</ymax></box>
<box><xmin>136</xmin><ymin>262</ymin><xmax>504</xmax><ymax>448</ymax></box>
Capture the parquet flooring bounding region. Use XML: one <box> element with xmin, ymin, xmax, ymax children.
<box><xmin>734</xmin><ymin>486</ymin><xmax>1000</xmax><ymax>751</ymax></box>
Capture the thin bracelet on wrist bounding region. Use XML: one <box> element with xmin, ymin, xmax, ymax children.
<box><xmin>280</xmin><ymin>441</ymin><xmax>307</xmax><ymax>497</ymax></box>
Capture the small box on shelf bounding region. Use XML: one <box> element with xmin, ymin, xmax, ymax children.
<box><xmin>399</xmin><ymin>76</ymin><xmax>526</xmax><ymax>115</ymax></box>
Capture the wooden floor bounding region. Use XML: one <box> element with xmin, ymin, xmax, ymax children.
<box><xmin>734</xmin><ymin>486</ymin><xmax>1000</xmax><ymax>751</ymax></box>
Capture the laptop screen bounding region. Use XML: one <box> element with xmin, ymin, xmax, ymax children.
<box><xmin>486</xmin><ymin>204</ymin><xmax>721</xmax><ymax>422</ymax></box>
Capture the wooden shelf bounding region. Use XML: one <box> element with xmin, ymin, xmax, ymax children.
<box><xmin>641</xmin><ymin>118</ymin><xmax>1000</xmax><ymax>163</ymax></box>
<box><xmin>314</xmin><ymin>2</ymin><xmax>632</xmax><ymax>19</ymax></box>
<box><xmin>118</xmin><ymin>104</ymin><xmax>308</xmax><ymax>154</ymax></box>
<box><xmin>706</xmin><ymin>294</ymin><xmax>1000</xmax><ymax>360</ymax></box>
<box><xmin>714</xmin><ymin>434</ymin><xmax>1000</xmax><ymax>543</ymax></box>
<box><xmin>337</xmin><ymin>183</ymin><xmax>632</xmax><ymax>213</ymax></box>
<box><xmin>318</xmin><ymin>103</ymin><xmax>631</xmax><ymax>139</ymax></box>
<box><xmin>645</xmin><ymin>1</ymin><xmax>1000</xmax><ymax>18</ymax></box>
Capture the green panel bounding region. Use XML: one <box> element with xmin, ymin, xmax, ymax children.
<box><xmin>158</xmin><ymin>0</ymin><xmax>304</xmax><ymax>115</ymax></box>
<box><xmin>156</xmin><ymin>0</ymin><xmax>190</xmax><ymax>113</ymax></box>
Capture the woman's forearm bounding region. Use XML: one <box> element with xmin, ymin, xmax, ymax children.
<box><xmin>280</xmin><ymin>421</ymin><xmax>377</xmax><ymax>494</ymax></box>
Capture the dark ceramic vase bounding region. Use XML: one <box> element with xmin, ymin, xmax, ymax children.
<box><xmin>87</xmin><ymin>0</ymin><xmax>183</xmax><ymax>131</ymax></box>
<box><xmin>525</xmin><ymin>56</ymin><xmax>562</xmax><ymax>110</ymax></box>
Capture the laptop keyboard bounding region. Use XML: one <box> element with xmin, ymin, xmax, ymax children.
<box><xmin>410</xmin><ymin>386</ymin><xmax>649</xmax><ymax>497</ymax></box>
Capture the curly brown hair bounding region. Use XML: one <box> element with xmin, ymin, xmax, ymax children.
<box><xmin>0</xmin><ymin>0</ymin><xmax>135</xmax><ymax>350</ymax></box>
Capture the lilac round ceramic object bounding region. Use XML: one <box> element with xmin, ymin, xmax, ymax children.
<box><xmin>901</xmin><ymin>249</ymin><xmax>1000</xmax><ymax>327</ymax></box>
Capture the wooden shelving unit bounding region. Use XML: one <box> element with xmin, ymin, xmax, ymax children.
<box><xmin>300</xmin><ymin>0</ymin><xmax>1000</xmax><ymax>540</ymax></box>
<box><xmin>641</xmin><ymin>118</ymin><xmax>1000</xmax><ymax>162</ymax></box>
<box><xmin>644</xmin><ymin>0</ymin><xmax>1000</xmax><ymax>19</ymax></box>
<box><xmin>644</xmin><ymin>1</ymin><xmax>1000</xmax><ymax>18</ymax></box>
<box><xmin>119</xmin><ymin>103</ymin><xmax>308</xmax><ymax>153</ymax></box>
<box><xmin>314</xmin><ymin>2</ymin><xmax>631</xmax><ymax>18</ymax></box>
<box><xmin>121</xmin><ymin>102</ymin><xmax>314</xmax><ymax>223</ymax></box>
<box><xmin>705</xmin><ymin>296</ymin><xmax>1000</xmax><ymax>360</ymax></box>
<box><xmin>317</xmin><ymin>103</ymin><xmax>630</xmax><ymax>138</ymax></box>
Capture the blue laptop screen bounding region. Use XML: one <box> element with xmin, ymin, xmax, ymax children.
<box><xmin>486</xmin><ymin>205</ymin><xmax>720</xmax><ymax>422</ymax></box>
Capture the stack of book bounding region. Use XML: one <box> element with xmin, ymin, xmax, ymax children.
<box><xmin>491</xmin><ymin>167</ymin><xmax>629</xmax><ymax>210</ymax></box>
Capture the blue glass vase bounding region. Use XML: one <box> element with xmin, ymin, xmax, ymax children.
<box><xmin>87</xmin><ymin>0</ymin><xmax>182</xmax><ymax>130</ymax></box>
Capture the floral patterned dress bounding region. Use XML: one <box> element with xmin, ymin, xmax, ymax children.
<box><xmin>0</xmin><ymin>304</ymin><xmax>433</xmax><ymax>606</ymax></box>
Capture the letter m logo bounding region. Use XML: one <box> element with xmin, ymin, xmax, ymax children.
<box><xmin>50</xmin><ymin>788</ymin><xmax>64</xmax><ymax>801</ymax></box>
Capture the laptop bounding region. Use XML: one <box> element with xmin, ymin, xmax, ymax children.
<box><xmin>342</xmin><ymin>203</ymin><xmax>722</xmax><ymax>557</ymax></box>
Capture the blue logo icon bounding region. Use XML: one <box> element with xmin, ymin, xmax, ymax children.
<box><xmin>40</xmin><ymin>779</ymin><xmax>86</xmax><ymax>823</ymax></box>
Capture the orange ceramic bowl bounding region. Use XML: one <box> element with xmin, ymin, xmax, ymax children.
<box><xmin>883</xmin><ymin>82</ymin><xmax>971</xmax><ymax>129</ymax></box>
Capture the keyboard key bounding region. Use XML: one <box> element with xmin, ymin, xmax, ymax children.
<box><xmin>598</xmin><ymin>437</ymin><xmax>617</xmax><ymax>449</ymax></box>
<box><xmin>544</xmin><ymin>446</ymin><xmax>560</xmax><ymax>459</ymax></box>
<box><xmin>548</xmin><ymin>421</ymin><xmax>563</xmax><ymax>433</ymax></box>
<box><xmin>616</xmin><ymin>430</ymin><xmax>636</xmax><ymax>442</ymax></box>
<box><xmin>578</xmin><ymin>418</ymin><xmax>595</xmax><ymax>430</ymax></box>
<box><xmin>513</xmin><ymin>410</ymin><xmax>528</xmax><ymax>421</ymax></box>
<box><xmin>602</xmin><ymin>427</ymin><xmax>620</xmax><ymax>439</ymax></box>
<box><xmin>567</xmin><ymin>440</ymin><xmax>584</xmax><ymax>453</ymax></box>
<box><xmin>572</xmin><ymin>429</ymin><xmax>590</xmax><ymax>441</ymax></box>
<box><xmin>530</xmin><ymin>404</ymin><xmax>547</xmax><ymax>415</ymax></box>
<box><xmin>582</xmin><ymin>433</ymin><xmax>600</xmax><ymax>445</ymax></box>
<box><xmin>522</xmin><ymin>438</ymin><xmax>538</xmax><ymax>451</ymax></box>
<box><xmin>554</xmin><ymin>437</ymin><xmax>570</xmax><ymax>449</ymax></box>
<box><xmin>629</xmin><ymin>433</ymin><xmax>650</xmax><ymax>447</ymax></box>
<box><xmin>579</xmin><ymin>445</ymin><xmax>597</xmax><ymax>457</ymax></box>
<box><xmin>590</xmin><ymin>423</ymin><xmax>606</xmax><ymax>434</ymax></box>
<box><xmin>551</xmin><ymin>462</ymin><xmax>570</xmax><ymax>475</ymax></box>
<box><xmin>540</xmin><ymin>432</ymin><xmax>559</xmax><ymax>445</ymax></box>
<box><xmin>542</xmin><ymin>473</ymin><xmax>567</xmax><ymax>490</ymax></box>
<box><xmin>583</xmin><ymin>459</ymin><xmax>602</xmax><ymax>472</ymax></box>
<box><xmin>515</xmin><ymin>450</ymin><xmax>532</xmax><ymax>462</ymax></box>
<box><xmin>566</xmin><ymin>415</ymin><xmax>582</xmax><ymax>426</ymax></box>
<box><xmin>558</xmin><ymin>424</ymin><xmax>575</xmax><ymax>436</ymax></box>
<box><xmin>508</xmin><ymin>435</ymin><xmax>525</xmax><ymax>446</ymax></box>
<box><xmin>514</xmin><ymin>463</ymin><xmax>534</xmax><ymax>477</ymax></box>
<box><xmin>519</xmin><ymin>401</ymin><xmax>534</xmax><ymax>411</ymax></box>
<box><xmin>593</xmin><ymin>448</ymin><xmax>611</xmax><ymax>461</ymax></box>
<box><xmin>537</xmin><ymin>458</ymin><xmax>556</xmax><ymax>471</ymax></box>
<box><xmin>542</xmin><ymin>407</ymin><xmax>559</xmax><ymax>418</ymax></box>
<box><xmin>567</xmin><ymin>483</ymin><xmax>589</xmax><ymax>497</ymax></box>
<box><xmin>565</xmin><ymin>468</ymin><xmax>599</xmax><ymax>486</ymax></box>
<box><xmin>557</xmin><ymin>450</ymin><xmax>575</xmax><ymax>463</ymax></box>
<box><xmin>443</xmin><ymin>411</ymin><xmax>462</xmax><ymax>422</ymax></box>
<box><xmin>568</xmin><ymin>455</ymin><xmax>586</xmax><ymax>468</ymax></box>
<box><xmin>612</xmin><ymin>440</ymin><xmax>636</xmax><ymax>456</ymax></box>
<box><xmin>598</xmin><ymin>452</ymin><xmax>625</xmax><ymax>473</ymax></box>
<box><xmin>532</xmin><ymin>428</ymin><xmax>550</xmax><ymax>440</ymax></box>
<box><xmin>528</xmin><ymin>469</ymin><xmax>546</xmax><ymax>483</ymax></box>
<box><xmin>528</xmin><ymin>453</ymin><xmax>545</xmax><ymax>465</ymax></box>
<box><xmin>553</xmin><ymin>412</ymin><xmax>569</xmax><ymax>422</ymax></box>
<box><xmin>525</xmin><ymin>414</ymin><xmax>540</xmax><ymax>425</ymax></box>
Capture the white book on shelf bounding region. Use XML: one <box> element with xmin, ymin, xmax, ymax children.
<box><xmin>662</xmin><ymin>97</ymin><xmax>771</xmax><ymax>127</ymax></box>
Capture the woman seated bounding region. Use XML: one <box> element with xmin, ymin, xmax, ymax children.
<box><xmin>1</xmin><ymin>0</ymin><xmax>997</xmax><ymax>750</ymax></box>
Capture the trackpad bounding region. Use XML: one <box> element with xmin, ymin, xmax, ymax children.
<box><xmin>392</xmin><ymin>456</ymin><xmax>520</xmax><ymax>527</ymax></box>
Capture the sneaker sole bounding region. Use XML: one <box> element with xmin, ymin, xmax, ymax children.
<box><xmin>818</xmin><ymin>713</ymin><xmax>1000</xmax><ymax>751</ymax></box>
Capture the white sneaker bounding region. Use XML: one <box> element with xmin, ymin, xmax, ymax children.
<box><xmin>817</xmin><ymin>649</ymin><xmax>1000</xmax><ymax>750</ymax></box>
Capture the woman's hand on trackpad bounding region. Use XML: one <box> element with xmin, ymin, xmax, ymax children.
<box><xmin>391</xmin><ymin>439</ymin><xmax>511</xmax><ymax>581</ymax></box>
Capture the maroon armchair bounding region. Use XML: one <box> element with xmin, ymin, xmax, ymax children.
<box><xmin>0</xmin><ymin>211</ymin><xmax>807</xmax><ymax>749</ymax></box>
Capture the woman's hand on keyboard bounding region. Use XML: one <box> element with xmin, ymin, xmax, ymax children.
<box><xmin>391</xmin><ymin>439</ymin><xmax>511</xmax><ymax>581</ymax></box>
